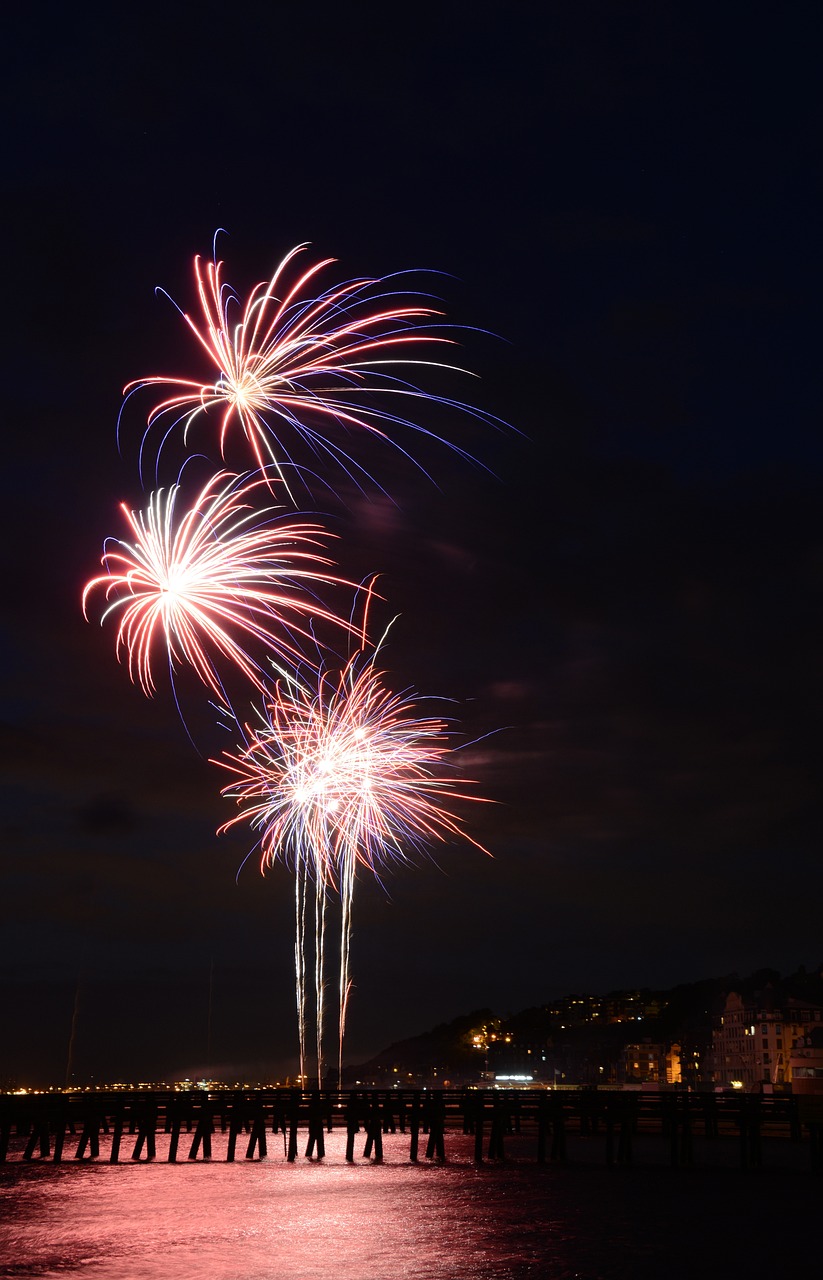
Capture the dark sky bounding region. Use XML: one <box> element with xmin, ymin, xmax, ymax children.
<box><xmin>2</xmin><ymin>2</ymin><xmax>820</xmax><ymax>1086</ymax></box>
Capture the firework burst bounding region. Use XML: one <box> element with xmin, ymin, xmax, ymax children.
<box><xmin>214</xmin><ymin>651</ymin><xmax>491</xmax><ymax>1080</ymax></box>
<box><xmin>124</xmin><ymin>242</ymin><xmax>492</xmax><ymax>490</ymax></box>
<box><xmin>82</xmin><ymin>470</ymin><xmax>351</xmax><ymax>702</ymax></box>
<box><xmin>215</xmin><ymin>653</ymin><xmax>490</xmax><ymax>880</ymax></box>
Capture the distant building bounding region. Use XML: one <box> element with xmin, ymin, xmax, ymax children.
<box><xmin>622</xmin><ymin>1040</ymin><xmax>664</xmax><ymax>1084</ymax></box>
<box><xmin>619</xmin><ymin>1040</ymin><xmax>682</xmax><ymax>1085</ymax></box>
<box><xmin>789</xmin><ymin>1027</ymin><xmax>823</xmax><ymax>1095</ymax></box>
<box><xmin>712</xmin><ymin>992</ymin><xmax>757</xmax><ymax>1089</ymax></box>
<box><xmin>665</xmin><ymin>1042</ymin><xmax>683</xmax><ymax>1085</ymax></box>
<box><xmin>712</xmin><ymin>989</ymin><xmax>823</xmax><ymax>1089</ymax></box>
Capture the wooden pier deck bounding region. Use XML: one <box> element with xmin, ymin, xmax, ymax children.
<box><xmin>2</xmin><ymin>1088</ymin><xmax>822</xmax><ymax>1171</ymax></box>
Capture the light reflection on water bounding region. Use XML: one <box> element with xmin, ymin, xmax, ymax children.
<box><xmin>1</xmin><ymin>1130</ymin><xmax>818</xmax><ymax>1279</ymax></box>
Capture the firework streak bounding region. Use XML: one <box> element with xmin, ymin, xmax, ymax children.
<box><xmin>214</xmin><ymin>653</ymin><xmax>491</xmax><ymax>1082</ymax></box>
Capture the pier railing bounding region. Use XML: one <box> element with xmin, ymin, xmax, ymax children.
<box><xmin>2</xmin><ymin>1088</ymin><xmax>822</xmax><ymax>1171</ymax></box>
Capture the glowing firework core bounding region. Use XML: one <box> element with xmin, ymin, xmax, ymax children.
<box><xmin>216</xmin><ymin>652</ymin><xmax>489</xmax><ymax>883</ymax></box>
<box><xmin>83</xmin><ymin>471</ymin><xmax>351</xmax><ymax>700</ymax></box>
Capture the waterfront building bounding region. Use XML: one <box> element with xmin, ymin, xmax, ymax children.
<box><xmin>712</xmin><ymin>989</ymin><xmax>823</xmax><ymax>1089</ymax></box>
<box><xmin>622</xmin><ymin>1040</ymin><xmax>665</xmax><ymax>1084</ymax></box>
<box><xmin>788</xmin><ymin>1027</ymin><xmax>823</xmax><ymax>1095</ymax></box>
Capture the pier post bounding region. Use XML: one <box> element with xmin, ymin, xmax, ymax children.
<box><xmin>737</xmin><ymin>1100</ymin><xmax>748</xmax><ymax>1170</ymax></box>
<box><xmin>164</xmin><ymin>1096</ymin><xmax>185</xmax><ymax>1163</ymax></box>
<box><xmin>52</xmin><ymin>1101</ymin><xmax>67</xmax><ymax>1164</ymax></box>
<box><xmin>461</xmin><ymin>1088</ymin><xmax>473</xmax><ymax>1135</ymax></box>
<box><xmin>486</xmin><ymin>1095</ymin><xmax>505</xmax><ymax>1161</ymax></box>
<box><xmin>23</xmin><ymin>1106</ymin><xmax>50</xmax><ymax>1161</ymax></box>
<box><xmin>109</xmin><ymin>1101</ymin><xmax>124</xmax><ymax>1164</ymax></box>
<box><xmin>658</xmin><ymin>1093</ymin><xmax>677</xmax><ymax>1167</ymax></box>
<box><xmin>345</xmin><ymin>1091</ymin><xmax>360</xmax><ymax>1162</ymax></box>
<box><xmin>305</xmin><ymin>1092</ymin><xmax>325</xmax><ymax>1159</ymax></box>
<box><xmin>167</xmin><ymin>1110</ymin><xmax>181</xmax><ymax>1163</ymax></box>
<box><xmin>425</xmin><ymin>1092</ymin><xmax>446</xmax><ymax>1162</ymax></box>
<box><xmin>246</xmin><ymin>1102</ymin><xmax>268</xmax><ymax>1160</ymax></box>
<box><xmin>226</xmin><ymin>1102</ymin><xmax>242</xmax><ymax>1163</ymax></box>
<box><xmin>271</xmin><ymin>1094</ymin><xmax>285</xmax><ymax>1151</ymax></box>
<box><xmin>747</xmin><ymin>1098</ymin><xmax>762</xmax><ymax>1169</ymax></box>
<box><xmin>75</xmin><ymin>1103</ymin><xmax>101</xmax><ymax>1161</ymax></box>
<box><xmin>286</xmin><ymin>1090</ymin><xmax>299</xmax><ymax>1162</ymax></box>
<box><xmin>409</xmin><ymin>1093</ymin><xmax>420</xmax><ymax>1162</ymax></box>
<box><xmin>363</xmin><ymin>1094</ymin><xmax>383</xmax><ymax>1162</ymax></box>
<box><xmin>187</xmin><ymin>1098</ymin><xmax>212</xmax><ymax>1161</ymax></box>
<box><xmin>790</xmin><ymin>1098</ymin><xmax>801</xmax><ymax>1142</ymax></box>
<box><xmin>798</xmin><ymin>1097</ymin><xmax>823</xmax><ymax>1172</ymax></box>
<box><xmin>616</xmin><ymin>1094</ymin><xmax>634</xmax><ymax>1166</ymax></box>
<box><xmin>474</xmin><ymin>1095</ymin><xmax>485</xmax><ymax>1165</ymax></box>
<box><xmin>605</xmin><ymin>1099</ymin><xmax>615</xmax><ymax>1167</ymax></box>
<box><xmin>131</xmin><ymin>1098</ymin><xmax>157</xmax><ymax>1162</ymax></box>
<box><xmin>679</xmin><ymin>1094</ymin><xmax>693</xmax><ymax>1167</ymax></box>
<box><xmin>536</xmin><ymin>1093</ymin><xmax>548</xmax><ymax>1165</ymax></box>
<box><xmin>226</xmin><ymin>1091</ymin><xmax>244</xmax><ymax>1162</ymax></box>
<box><xmin>579</xmin><ymin>1090</ymin><xmax>591</xmax><ymax>1137</ymax></box>
<box><xmin>735</xmin><ymin>1097</ymin><xmax>762</xmax><ymax>1171</ymax></box>
<box><xmin>550</xmin><ymin>1095</ymin><xmax>567</xmax><ymax>1163</ymax></box>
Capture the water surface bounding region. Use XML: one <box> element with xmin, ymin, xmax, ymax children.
<box><xmin>1</xmin><ymin>1130</ymin><xmax>817</xmax><ymax>1278</ymax></box>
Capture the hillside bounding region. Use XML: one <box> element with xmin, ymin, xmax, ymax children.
<box><xmin>345</xmin><ymin>965</ymin><xmax>823</xmax><ymax>1088</ymax></box>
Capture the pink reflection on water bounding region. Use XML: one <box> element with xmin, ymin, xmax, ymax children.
<box><xmin>0</xmin><ymin>1133</ymin><xmax>552</xmax><ymax>1280</ymax></box>
<box><xmin>3</xmin><ymin>1129</ymin><xmax>821</xmax><ymax>1278</ymax></box>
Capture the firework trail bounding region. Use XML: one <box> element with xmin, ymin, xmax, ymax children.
<box><xmin>214</xmin><ymin>649</ymin><xmax>491</xmax><ymax>1083</ymax></box>
<box><xmin>123</xmin><ymin>242</ymin><xmax>495</xmax><ymax>493</ymax></box>
<box><xmin>82</xmin><ymin>470</ymin><xmax>351</xmax><ymax>704</ymax></box>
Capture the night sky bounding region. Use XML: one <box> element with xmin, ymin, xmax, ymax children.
<box><xmin>2</xmin><ymin>3</ymin><xmax>820</xmax><ymax>1086</ymax></box>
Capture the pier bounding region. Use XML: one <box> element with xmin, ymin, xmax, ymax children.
<box><xmin>2</xmin><ymin>1088</ymin><xmax>822</xmax><ymax>1172</ymax></box>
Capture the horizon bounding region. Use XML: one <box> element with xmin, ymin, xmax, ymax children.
<box><xmin>7</xmin><ymin>957</ymin><xmax>822</xmax><ymax>1092</ymax></box>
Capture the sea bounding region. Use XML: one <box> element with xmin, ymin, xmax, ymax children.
<box><xmin>0</xmin><ymin>1128</ymin><xmax>819</xmax><ymax>1279</ymax></box>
